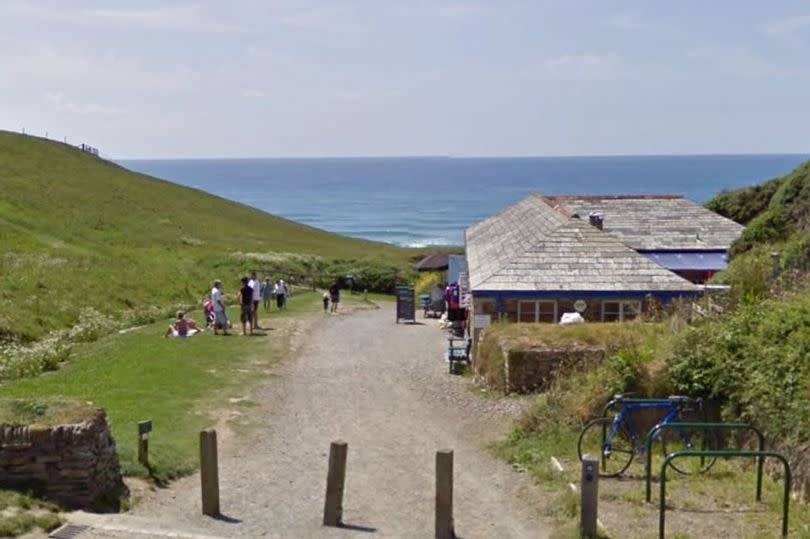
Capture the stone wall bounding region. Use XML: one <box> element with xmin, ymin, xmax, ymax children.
<box><xmin>0</xmin><ymin>409</ymin><xmax>126</xmax><ymax>510</ymax></box>
<box><xmin>503</xmin><ymin>346</ymin><xmax>607</xmax><ymax>393</ymax></box>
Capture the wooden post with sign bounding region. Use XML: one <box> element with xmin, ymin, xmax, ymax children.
<box><xmin>138</xmin><ymin>420</ymin><xmax>152</xmax><ymax>466</ymax></box>
<box><xmin>395</xmin><ymin>285</ymin><xmax>416</xmax><ymax>323</ymax></box>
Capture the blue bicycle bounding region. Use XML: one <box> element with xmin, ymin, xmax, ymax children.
<box><xmin>577</xmin><ymin>393</ymin><xmax>717</xmax><ymax>477</ymax></box>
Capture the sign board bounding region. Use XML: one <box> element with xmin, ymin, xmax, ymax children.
<box><xmin>395</xmin><ymin>286</ymin><xmax>416</xmax><ymax>323</ymax></box>
<box><xmin>138</xmin><ymin>420</ymin><xmax>152</xmax><ymax>440</ymax></box>
<box><xmin>574</xmin><ymin>299</ymin><xmax>587</xmax><ymax>313</ymax></box>
<box><xmin>474</xmin><ymin>314</ymin><xmax>491</xmax><ymax>329</ymax></box>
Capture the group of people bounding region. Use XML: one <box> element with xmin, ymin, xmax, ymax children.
<box><xmin>166</xmin><ymin>274</ymin><xmax>340</xmax><ymax>339</ymax></box>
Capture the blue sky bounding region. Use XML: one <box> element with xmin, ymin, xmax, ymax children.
<box><xmin>2</xmin><ymin>1</ymin><xmax>810</xmax><ymax>158</ymax></box>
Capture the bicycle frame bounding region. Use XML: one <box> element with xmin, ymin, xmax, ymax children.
<box><xmin>603</xmin><ymin>400</ymin><xmax>688</xmax><ymax>455</ymax></box>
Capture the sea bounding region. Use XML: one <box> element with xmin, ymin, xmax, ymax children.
<box><xmin>118</xmin><ymin>155</ymin><xmax>808</xmax><ymax>247</ymax></box>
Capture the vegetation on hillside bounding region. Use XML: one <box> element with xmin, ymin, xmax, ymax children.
<box><xmin>708</xmin><ymin>161</ymin><xmax>810</xmax><ymax>262</ymax></box>
<box><xmin>0</xmin><ymin>131</ymin><xmax>420</xmax><ymax>342</ymax></box>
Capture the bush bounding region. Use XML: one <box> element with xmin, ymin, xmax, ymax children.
<box><xmin>414</xmin><ymin>271</ymin><xmax>444</xmax><ymax>296</ymax></box>
<box><xmin>705</xmin><ymin>177</ymin><xmax>783</xmax><ymax>225</ymax></box>
<box><xmin>668</xmin><ymin>290</ymin><xmax>810</xmax><ymax>445</ymax></box>
<box><xmin>67</xmin><ymin>307</ymin><xmax>118</xmax><ymax>343</ymax></box>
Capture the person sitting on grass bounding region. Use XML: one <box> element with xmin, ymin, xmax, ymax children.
<box><xmin>238</xmin><ymin>276</ymin><xmax>253</xmax><ymax>336</ymax></box>
<box><xmin>165</xmin><ymin>311</ymin><xmax>200</xmax><ymax>338</ymax></box>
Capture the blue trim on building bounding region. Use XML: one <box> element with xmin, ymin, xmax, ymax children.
<box><xmin>638</xmin><ymin>249</ymin><xmax>729</xmax><ymax>271</ymax></box>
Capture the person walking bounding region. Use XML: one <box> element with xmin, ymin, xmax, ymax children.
<box><xmin>238</xmin><ymin>276</ymin><xmax>253</xmax><ymax>336</ymax></box>
<box><xmin>262</xmin><ymin>277</ymin><xmax>273</xmax><ymax>312</ymax></box>
<box><xmin>211</xmin><ymin>279</ymin><xmax>228</xmax><ymax>335</ymax></box>
<box><xmin>248</xmin><ymin>271</ymin><xmax>261</xmax><ymax>329</ymax></box>
<box><xmin>322</xmin><ymin>291</ymin><xmax>330</xmax><ymax>312</ymax></box>
<box><xmin>275</xmin><ymin>279</ymin><xmax>287</xmax><ymax>309</ymax></box>
<box><xmin>329</xmin><ymin>279</ymin><xmax>340</xmax><ymax>313</ymax></box>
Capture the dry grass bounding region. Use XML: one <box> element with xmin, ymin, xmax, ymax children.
<box><xmin>485</xmin><ymin>320</ymin><xmax>669</xmax><ymax>350</ymax></box>
<box><xmin>0</xmin><ymin>398</ymin><xmax>98</xmax><ymax>427</ymax></box>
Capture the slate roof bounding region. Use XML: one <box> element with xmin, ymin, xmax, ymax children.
<box><xmin>545</xmin><ymin>195</ymin><xmax>744</xmax><ymax>250</ymax></box>
<box><xmin>466</xmin><ymin>194</ymin><xmax>701</xmax><ymax>293</ymax></box>
<box><xmin>466</xmin><ymin>195</ymin><xmax>568</xmax><ymax>290</ymax></box>
<box><xmin>415</xmin><ymin>253</ymin><xmax>450</xmax><ymax>271</ymax></box>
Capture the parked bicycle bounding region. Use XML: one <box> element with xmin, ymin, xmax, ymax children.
<box><xmin>577</xmin><ymin>393</ymin><xmax>717</xmax><ymax>477</ymax></box>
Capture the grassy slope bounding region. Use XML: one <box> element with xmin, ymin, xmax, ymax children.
<box><xmin>0</xmin><ymin>131</ymin><xmax>413</xmax><ymax>340</ymax></box>
<box><xmin>0</xmin><ymin>291</ymin><xmax>336</xmax><ymax>482</ymax></box>
<box><xmin>705</xmin><ymin>159</ymin><xmax>810</xmax><ymax>262</ymax></box>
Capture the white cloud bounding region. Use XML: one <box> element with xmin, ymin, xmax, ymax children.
<box><xmin>3</xmin><ymin>43</ymin><xmax>198</xmax><ymax>93</ymax></box>
<box><xmin>428</xmin><ymin>1</ymin><xmax>488</xmax><ymax>19</ymax></box>
<box><xmin>542</xmin><ymin>53</ymin><xmax>624</xmax><ymax>81</ymax></box>
<box><xmin>761</xmin><ymin>14</ymin><xmax>810</xmax><ymax>37</ymax></box>
<box><xmin>242</xmin><ymin>89</ymin><xmax>267</xmax><ymax>98</ymax></box>
<box><xmin>44</xmin><ymin>92</ymin><xmax>126</xmax><ymax>117</ymax></box>
<box><xmin>602</xmin><ymin>12</ymin><xmax>648</xmax><ymax>30</ymax></box>
<box><xmin>687</xmin><ymin>46</ymin><xmax>806</xmax><ymax>79</ymax></box>
<box><xmin>3</xmin><ymin>2</ymin><xmax>245</xmax><ymax>33</ymax></box>
<box><xmin>246</xmin><ymin>45</ymin><xmax>295</xmax><ymax>65</ymax></box>
<box><xmin>279</xmin><ymin>5</ymin><xmax>351</xmax><ymax>32</ymax></box>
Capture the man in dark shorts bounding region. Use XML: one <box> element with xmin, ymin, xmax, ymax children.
<box><xmin>238</xmin><ymin>276</ymin><xmax>253</xmax><ymax>335</ymax></box>
<box><xmin>329</xmin><ymin>279</ymin><xmax>340</xmax><ymax>313</ymax></box>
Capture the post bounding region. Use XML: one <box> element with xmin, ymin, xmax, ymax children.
<box><xmin>580</xmin><ymin>454</ymin><xmax>599</xmax><ymax>538</ymax></box>
<box><xmin>199</xmin><ymin>429</ymin><xmax>220</xmax><ymax>516</ymax></box>
<box><xmin>323</xmin><ymin>441</ymin><xmax>348</xmax><ymax>526</ymax></box>
<box><xmin>435</xmin><ymin>449</ymin><xmax>454</xmax><ymax>539</ymax></box>
<box><xmin>137</xmin><ymin>420</ymin><xmax>152</xmax><ymax>466</ymax></box>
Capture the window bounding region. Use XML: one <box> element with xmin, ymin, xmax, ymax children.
<box><xmin>517</xmin><ymin>300</ymin><xmax>558</xmax><ymax>323</ymax></box>
<box><xmin>601</xmin><ymin>301</ymin><xmax>642</xmax><ymax>322</ymax></box>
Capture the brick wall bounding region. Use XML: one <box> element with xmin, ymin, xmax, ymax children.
<box><xmin>0</xmin><ymin>409</ymin><xmax>126</xmax><ymax>510</ymax></box>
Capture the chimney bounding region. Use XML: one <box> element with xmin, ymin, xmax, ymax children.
<box><xmin>588</xmin><ymin>212</ymin><xmax>604</xmax><ymax>230</ymax></box>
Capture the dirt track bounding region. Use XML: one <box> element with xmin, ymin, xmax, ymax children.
<box><xmin>65</xmin><ymin>303</ymin><xmax>549</xmax><ymax>538</ymax></box>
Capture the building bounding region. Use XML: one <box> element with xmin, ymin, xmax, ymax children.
<box><xmin>464</xmin><ymin>194</ymin><xmax>744</xmax><ymax>334</ymax></box>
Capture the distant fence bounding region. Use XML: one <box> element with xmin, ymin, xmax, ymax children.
<box><xmin>79</xmin><ymin>143</ymin><xmax>100</xmax><ymax>156</ymax></box>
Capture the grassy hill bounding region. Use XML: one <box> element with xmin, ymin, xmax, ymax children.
<box><xmin>706</xmin><ymin>160</ymin><xmax>810</xmax><ymax>262</ymax></box>
<box><xmin>0</xmin><ymin>130</ymin><xmax>416</xmax><ymax>341</ymax></box>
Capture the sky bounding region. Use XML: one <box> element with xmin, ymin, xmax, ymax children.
<box><xmin>2</xmin><ymin>1</ymin><xmax>810</xmax><ymax>158</ymax></box>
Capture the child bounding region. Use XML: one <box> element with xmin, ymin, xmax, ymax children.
<box><xmin>322</xmin><ymin>291</ymin><xmax>330</xmax><ymax>312</ymax></box>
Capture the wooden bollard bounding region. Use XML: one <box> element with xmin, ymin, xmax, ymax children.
<box><xmin>323</xmin><ymin>441</ymin><xmax>348</xmax><ymax>526</ymax></box>
<box><xmin>580</xmin><ymin>454</ymin><xmax>599</xmax><ymax>538</ymax></box>
<box><xmin>137</xmin><ymin>420</ymin><xmax>152</xmax><ymax>466</ymax></box>
<box><xmin>200</xmin><ymin>429</ymin><xmax>220</xmax><ymax>516</ymax></box>
<box><xmin>435</xmin><ymin>449</ymin><xmax>454</xmax><ymax>539</ymax></box>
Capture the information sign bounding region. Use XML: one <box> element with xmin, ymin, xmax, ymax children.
<box><xmin>395</xmin><ymin>286</ymin><xmax>416</xmax><ymax>323</ymax></box>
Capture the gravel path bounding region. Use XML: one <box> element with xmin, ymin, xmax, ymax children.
<box><xmin>66</xmin><ymin>304</ymin><xmax>549</xmax><ymax>538</ymax></box>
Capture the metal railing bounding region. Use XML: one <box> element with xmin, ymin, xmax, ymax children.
<box><xmin>658</xmin><ymin>450</ymin><xmax>790</xmax><ymax>539</ymax></box>
<box><xmin>644</xmin><ymin>421</ymin><xmax>766</xmax><ymax>502</ymax></box>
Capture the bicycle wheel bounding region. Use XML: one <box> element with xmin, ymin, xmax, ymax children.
<box><xmin>660</xmin><ymin>424</ymin><xmax>718</xmax><ymax>474</ymax></box>
<box><xmin>578</xmin><ymin>417</ymin><xmax>635</xmax><ymax>477</ymax></box>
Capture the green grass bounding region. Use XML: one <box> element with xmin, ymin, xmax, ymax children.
<box><xmin>0</xmin><ymin>131</ymin><xmax>425</xmax><ymax>341</ymax></box>
<box><xmin>0</xmin><ymin>291</ymin><xmax>324</xmax><ymax>482</ymax></box>
<box><xmin>0</xmin><ymin>490</ymin><xmax>60</xmax><ymax>537</ymax></box>
<box><xmin>497</xmin><ymin>423</ymin><xmax>810</xmax><ymax>538</ymax></box>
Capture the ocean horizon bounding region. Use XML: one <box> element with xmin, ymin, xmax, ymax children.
<box><xmin>119</xmin><ymin>154</ymin><xmax>809</xmax><ymax>247</ymax></box>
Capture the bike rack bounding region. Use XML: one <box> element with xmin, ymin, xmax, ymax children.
<box><xmin>659</xmin><ymin>450</ymin><xmax>790</xmax><ymax>539</ymax></box>
<box><xmin>644</xmin><ymin>421</ymin><xmax>766</xmax><ymax>503</ymax></box>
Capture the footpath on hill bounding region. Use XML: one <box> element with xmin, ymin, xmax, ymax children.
<box><xmin>63</xmin><ymin>303</ymin><xmax>550</xmax><ymax>539</ymax></box>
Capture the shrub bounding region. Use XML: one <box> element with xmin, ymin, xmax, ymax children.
<box><xmin>67</xmin><ymin>308</ymin><xmax>118</xmax><ymax>343</ymax></box>
<box><xmin>414</xmin><ymin>271</ymin><xmax>444</xmax><ymax>296</ymax></box>
<box><xmin>668</xmin><ymin>290</ymin><xmax>810</xmax><ymax>445</ymax></box>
